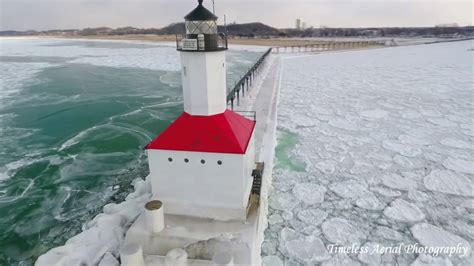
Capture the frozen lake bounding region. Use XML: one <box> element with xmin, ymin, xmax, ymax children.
<box><xmin>263</xmin><ymin>40</ymin><xmax>473</xmax><ymax>265</ymax></box>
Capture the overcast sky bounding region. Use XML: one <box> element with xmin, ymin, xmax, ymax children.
<box><xmin>1</xmin><ymin>0</ymin><xmax>472</xmax><ymax>31</ymax></box>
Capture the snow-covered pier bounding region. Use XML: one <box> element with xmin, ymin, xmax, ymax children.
<box><xmin>273</xmin><ymin>40</ymin><xmax>387</xmax><ymax>54</ymax></box>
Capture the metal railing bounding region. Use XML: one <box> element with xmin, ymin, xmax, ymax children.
<box><xmin>226</xmin><ymin>48</ymin><xmax>272</xmax><ymax>109</ymax></box>
<box><xmin>234</xmin><ymin>111</ymin><xmax>256</xmax><ymax>121</ymax></box>
<box><xmin>176</xmin><ymin>33</ymin><xmax>228</xmax><ymax>51</ymax></box>
<box><xmin>273</xmin><ymin>40</ymin><xmax>387</xmax><ymax>53</ymax></box>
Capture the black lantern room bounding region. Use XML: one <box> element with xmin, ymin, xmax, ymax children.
<box><xmin>177</xmin><ymin>0</ymin><xmax>227</xmax><ymax>51</ymax></box>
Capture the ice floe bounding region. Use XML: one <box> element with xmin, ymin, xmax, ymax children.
<box><xmin>358</xmin><ymin>242</ymin><xmax>382</xmax><ymax>265</ymax></box>
<box><xmin>383</xmin><ymin>140</ymin><xmax>423</xmax><ymax>157</ymax></box>
<box><xmin>356</xmin><ymin>195</ymin><xmax>386</xmax><ymax>210</ymax></box>
<box><xmin>383</xmin><ymin>199</ymin><xmax>425</xmax><ymax>222</ymax></box>
<box><xmin>262</xmin><ymin>255</ymin><xmax>283</xmax><ymax>266</ymax></box>
<box><xmin>329</xmin><ymin>180</ymin><xmax>370</xmax><ymax>198</ymax></box>
<box><xmin>410</xmin><ymin>223</ymin><xmax>471</xmax><ymax>257</ymax></box>
<box><xmin>360</xmin><ymin>109</ymin><xmax>389</xmax><ymax>119</ymax></box>
<box><xmin>442</xmin><ymin>157</ymin><xmax>474</xmax><ymax>174</ymax></box>
<box><xmin>292</xmin><ymin>183</ymin><xmax>326</xmax><ymax>204</ymax></box>
<box><xmin>269</xmin><ymin>192</ymin><xmax>300</xmax><ymax>211</ymax></box>
<box><xmin>440</xmin><ymin>138</ymin><xmax>471</xmax><ymax>149</ymax></box>
<box><xmin>382</xmin><ymin>173</ymin><xmax>418</xmax><ymax>191</ymax></box>
<box><xmin>423</xmin><ymin>170</ymin><xmax>473</xmax><ymax>197</ymax></box>
<box><xmin>296</xmin><ymin>209</ymin><xmax>328</xmax><ymax>225</ymax></box>
<box><xmin>322</xmin><ymin>217</ymin><xmax>366</xmax><ymax>245</ymax></box>
<box><xmin>373</xmin><ymin>226</ymin><xmax>404</xmax><ymax>241</ymax></box>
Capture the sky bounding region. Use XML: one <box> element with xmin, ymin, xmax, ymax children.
<box><xmin>0</xmin><ymin>0</ymin><xmax>472</xmax><ymax>31</ymax></box>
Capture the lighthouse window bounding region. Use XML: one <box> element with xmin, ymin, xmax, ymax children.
<box><xmin>183</xmin><ymin>66</ymin><xmax>187</xmax><ymax>76</ymax></box>
<box><xmin>168</xmin><ymin>157</ymin><xmax>173</xmax><ymax>162</ymax></box>
<box><xmin>186</xmin><ymin>21</ymin><xmax>217</xmax><ymax>34</ymax></box>
<box><xmin>217</xmin><ymin>160</ymin><xmax>222</xmax><ymax>165</ymax></box>
<box><xmin>200</xmin><ymin>159</ymin><xmax>206</xmax><ymax>164</ymax></box>
<box><xmin>184</xmin><ymin>158</ymin><xmax>189</xmax><ymax>163</ymax></box>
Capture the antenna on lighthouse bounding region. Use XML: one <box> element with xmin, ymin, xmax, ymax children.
<box><xmin>212</xmin><ymin>0</ymin><xmax>215</xmax><ymax>14</ymax></box>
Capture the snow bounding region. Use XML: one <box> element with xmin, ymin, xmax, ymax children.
<box><xmin>383</xmin><ymin>199</ymin><xmax>425</xmax><ymax>222</ymax></box>
<box><xmin>410</xmin><ymin>223</ymin><xmax>471</xmax><ymax>257</ymax></box>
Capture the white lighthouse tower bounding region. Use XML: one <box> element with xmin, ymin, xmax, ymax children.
<box><xmin>145</xmin><ymin>0</ymin><xmax>256</xmax><ymax>221</ymax></box>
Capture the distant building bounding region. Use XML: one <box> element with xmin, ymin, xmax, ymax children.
<box><xmin>302</xmin><ymin>22</ymin><xmax>306</xmax><ymax>30</ymax></box>
<box><xmin>296</xmin><ymin>19</ymin><xmax>301</xmax><ymax>30</ymax></box>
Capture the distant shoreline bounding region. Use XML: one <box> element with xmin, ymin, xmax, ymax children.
<box><xmin>0</xmin><ymin>34</ymin><xmax>372</xmax><ymax>47</ymax></box>
<box><xmin>2</xmin><ymin>34</ymin><xmax>470</xmax><ymax>48</ymax></box>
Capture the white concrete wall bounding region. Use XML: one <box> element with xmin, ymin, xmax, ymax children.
<box><xmin>148</xmin><ymin>148</ymin><xmax>251</xmax><ymax>220</ymax></box>
<box><xmin>180</xmin><ymin>51</ymin><xmax>227</xmax><ymax>116</ymax></box>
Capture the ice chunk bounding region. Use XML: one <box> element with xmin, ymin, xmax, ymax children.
<box><xmin>427</xmin><ymin>118</ymin><xmax>457</xmax><ymax>127</ymax></box>
<box><xmin>411</xmin><ymin>254</ymin><xmax>453</xmax><ymax>266</ymax></box>
<box><xmin>269</xmin><ymin>192</ymin><xmax>300</xmax><ymax>211</ymax></box>
<box><xmin>356</xmin><ymin>195</ymin><xmax>385</xmax><ymax>210</ymax></box>
<box><xmin>286</xmin><ymin>236</ymin><xmax>330</xmax><ymax>264</ymax></box>
<box><xmin>399</xmin><ymin>135</ymin><xmax>431</xmax><ymax>146</ymax></box>
<box><xmin>383</xmin><ymin>140</ymin><xmax>422</xmax><ymax>157</ymax></box>
<box><xmin>322</xmin><ymin>217</ymin><xmax>366</xmax><ymax>245</ymax></box>
<box><xmin>373</xmin><ymin>226</ymin><xmax>403</xmax><ymax>241</ymax></box>
<box><xmin>98</xmin><ymin>252</ymin><xmax>119</xmax><ymax>266</ymax></box>
<box><xmin>350</xmin><ymin>160</ymin><xmax>374</xmax><ymax>175</ymax></box>
<box><xmin>292</xmin><ymin>183</ymin><xmax>327</xmax><ymax>204</ymax></box>
<box><xmin>315</xmin><ymin>160</ymin><xmax>337</xmax><ymax>174</ymax></box>
<box><xmin>440</xmin><ymin>138</ymin><xmax>471</xmax><ymax>149</ymax></box>
<box><xmin>442</xmin><ymin>157</ymin><xmax>474</xmax><ymax>174</ymax></box>
<box><xmin>268</xmin><ymin>213</ymin><xmax>284</xmax><ymax>225</ymax></box>
<box><xmin>370</xmin><ymin>186</ymin><xmax>402</xmax><ymax>197</ymax></box>
<box><xmin>282</xmin><ymin>211</ymin><xmax>293</xmax><ymax>221</ymax></box>
<box><xmin>360</xmin><ymin>109</ymin><xmax>388</xmax><ymax>119</ymax></box>
<box><xmin>423</xmin><ymin>169</ymin><xmax>473</xmax><ymax>197</ymax></box>
<box><xmin>382</xmin><ymin>173</ymin><xmax>417</xmax><ymax>191</ymax></box>
<box><xmin>329</xmin><ymin>118</ymin><xmax>358</xmax><ymax>131</ymax></box>
<box><xmin>262</xmin><ymin>255</ymin><xmax>283</xmax><ymax>266</ymax></box>
<box><xmin>322</xmin><ymin>253</ymin><xmax>361</xmax><ymax>266</ymax></box>
<box><xmin>407</xmin><ymin>190</ymin><xmax>430</xmax><ymax>202</ymax></box>
<box><xmin>296</xmin><ymin>209</ymin><xmax>328</xmax><ymax>225</ymax></box>
<box><xmin>358</xmin><ymin>242</ymin><xmax>382</xmax><ymax>265</ymax></box>
<box><xmin>410</xmin><ymin>223</ymin><xmax>471</xmax><ymax>257</ymax></box>
<box><xmin>383</xmin><ymin>199</ymin><xmax>425</xmax><ymax>222</ymax></box>
<box><xmin>329</xmin><ymin>180</ymin><xmax>370</xmax><ymax>198</ymax></box>
<box><xmin>262</xmin><ymin>241</ymin><xmax>277</xmax><ymax>255</ymax></box>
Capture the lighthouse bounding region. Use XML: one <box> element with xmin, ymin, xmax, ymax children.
<box><xmin>145</xmin><ymin>0</ymin><xmax>256</xmax><ymax>221</ymax></box>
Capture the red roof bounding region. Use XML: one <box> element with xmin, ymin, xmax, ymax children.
<box><xmin>146</xmin><ymin>110</ymin><xmax>255</xmax><ymax>154</ymax></box>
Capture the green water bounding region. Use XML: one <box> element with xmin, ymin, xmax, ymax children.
<box><xmin>274</xmin><ymin>130</ymin><xmax>306</xmax><ymax>172</ymax></box>
<box><xmin>0</xmin><ymin>39</ymin><xmax>263</xmax><ymax>264</ymax></box>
